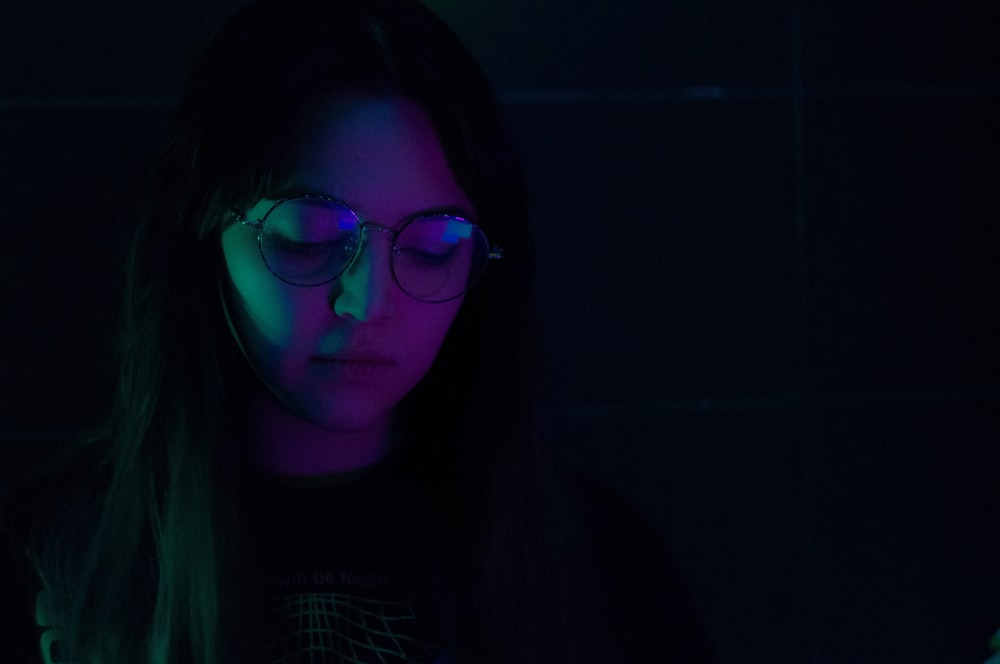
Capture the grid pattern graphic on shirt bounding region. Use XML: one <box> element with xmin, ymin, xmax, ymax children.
<box><xmin>263</xmin><ymin>592</ymin><xmax>424</xmax><ymax>664</ymax></box>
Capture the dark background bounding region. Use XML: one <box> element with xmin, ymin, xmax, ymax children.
<box><xmin>2</xmin><ymin>1</ymin><xmax>999</xmax><ymax>662</ymax></box>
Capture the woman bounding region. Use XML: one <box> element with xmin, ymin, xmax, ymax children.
<box><xmin>1</xmin><ymin>0</ymin><xmax>714</xmax><ymax>662</ymax></box>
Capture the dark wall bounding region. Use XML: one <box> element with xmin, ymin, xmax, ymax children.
<box><xmin>2</xmin><ymin>1</ymin><xmax>999</xmax><ymax>662</ymax></box>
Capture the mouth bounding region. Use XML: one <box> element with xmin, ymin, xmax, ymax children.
<box><xmin>310</xmin><ymin>354</ymin><xmax>395</xmax><ymax>366</ymax></box>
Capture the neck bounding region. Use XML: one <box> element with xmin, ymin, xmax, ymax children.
<box><xmin>246</xmin><ymin>384</ymin><xmax>394</xmax><ymax>487</ymax></box>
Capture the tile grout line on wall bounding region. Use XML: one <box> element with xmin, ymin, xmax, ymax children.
<box><xmin>788</xmin><ymin>1</ymin><xmax>821</xmax><ymax>662</ymax></box>
<box><xmin>2</xmin><ymin>84</ymin><xmax>999</xmax><ymax>112</ymax></box>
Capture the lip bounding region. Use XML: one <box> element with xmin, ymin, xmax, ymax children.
<box><xmin>310</xmin><ymin>353</ymin><xmax>395</xmax><ymax>365</ymax></box>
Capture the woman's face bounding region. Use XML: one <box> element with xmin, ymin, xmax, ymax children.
<box><xmin>220</xmin><ymin>95</ymin><xmax>471</xmax><ymax>436</ymax></box>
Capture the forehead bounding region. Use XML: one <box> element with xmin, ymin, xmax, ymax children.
<box><xmin>271</xmin><ymin>94</ymin><xmax>474</xmax><ymax>222</ymax></box>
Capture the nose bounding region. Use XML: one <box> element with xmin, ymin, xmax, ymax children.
<box><xmin>329</xmin><ymin>226</ymin><xmax>394</xmax><ymax>321</ymax></box>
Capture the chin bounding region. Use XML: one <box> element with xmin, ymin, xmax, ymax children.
<box><xmin>299</xmin><ymin>398</ymin><xmax>394</xmax><ymax>436</ymax></box>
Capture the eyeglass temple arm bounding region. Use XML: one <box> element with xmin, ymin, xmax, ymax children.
<box><xmin>230</xmin><ymin>208</ymin><xmax>263</xmax><ymax>229</ymax></box>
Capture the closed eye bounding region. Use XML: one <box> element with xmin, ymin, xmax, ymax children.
<box><xmin>268</xmin><ymin>234</ymin><xmax>353</xmax><ymax>252</ymax></box>
<box><xmin>396</xmin><ymin>246</ymin><xmax>457</xmax><ymax>266</ymax></box>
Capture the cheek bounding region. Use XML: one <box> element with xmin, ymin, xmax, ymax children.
<box><xmin>403</xmin><ymin>300</ymin><xmax>463</xmax><ymax>364</ymax></box>
<box><xmin>233</xmin><ymin>276</ymin><xmax>296</xmax><ymax>348</ymax></box>
<box><xmin>221</xmin><ymin>225</ymin><xmax>305</xmax><ymax>351</ymax></box>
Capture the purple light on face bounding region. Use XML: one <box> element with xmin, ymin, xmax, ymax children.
<box><xmin>338</xmin><ymin>218</ymin><xmax>358</xmax><ymax>230</ymax></box>
<box><xmin>441</xmin><ymin>219</ymin><xmax>472</xmax><ymax>244</ymax></box>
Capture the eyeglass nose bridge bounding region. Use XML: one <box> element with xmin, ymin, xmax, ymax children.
<box><xmin>341</xmin><ymin>221</ymin><xmax>398</xmax><ymax>271</ymax></box>
<box><xmin>356</xmin><ymin>221</ymin><xmax>396</xmax><ymax>241</ymax></box>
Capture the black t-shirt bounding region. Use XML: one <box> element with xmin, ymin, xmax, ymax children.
<box><xmin>247</xmin><ymin>457</ymin><xmax>448</xmax><ymax>663</ymax></box>
<box><xmin>1</xmin><ymin>453</ymin><xmax>715</xmax><ymax>663</ymax></box>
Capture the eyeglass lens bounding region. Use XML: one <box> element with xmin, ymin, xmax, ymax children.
<box><xmin>258</xmin><ymin>198</ymin><xmax>490</xmax><ymax>302</ymax></box>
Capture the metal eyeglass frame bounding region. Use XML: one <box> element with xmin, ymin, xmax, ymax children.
<box><xmin>230</xmin><ymin>193</ymin><xmax>504</xmax><ymax>303</ymax></box>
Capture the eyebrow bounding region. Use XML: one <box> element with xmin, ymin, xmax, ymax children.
<box><xmin>265</xmin><ymin>186</ymin><xmax>476</xmax><ymax>223</ymax></box>
<box><xmin>401</xmin><ymin>204</ymin><xmax>476</xmax><ymax>223</ymax></box>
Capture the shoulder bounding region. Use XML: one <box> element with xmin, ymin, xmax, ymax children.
<box><xmin>0</xmin><ymin>521</ymin><xmax>40</xmax><ymax>662</ymax></box>
<box><xmin>0</xmin><ymin>437</ymin><xmax>81</xmax><ymax>664</ymax></box>
<box><xmin>565</xmin><ymin>474</ymin><xmax>717</xmax><ymax>664</ymax></box>
<box><xmin>1</xmin><ymin>437</ymin><xmax>107</xmax><ymax>664</ymax></box>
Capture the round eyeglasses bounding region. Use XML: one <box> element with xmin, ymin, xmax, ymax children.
<box><xmin>231</xmin><ymin>195</ymin><xmax>503</xmax><ymax>303</ymax></box>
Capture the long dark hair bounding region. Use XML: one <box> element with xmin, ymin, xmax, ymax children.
<box><xmin>27</xmin><ymin>0</ymin><xmax>598</xmax><ymax>662</ymax></box>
